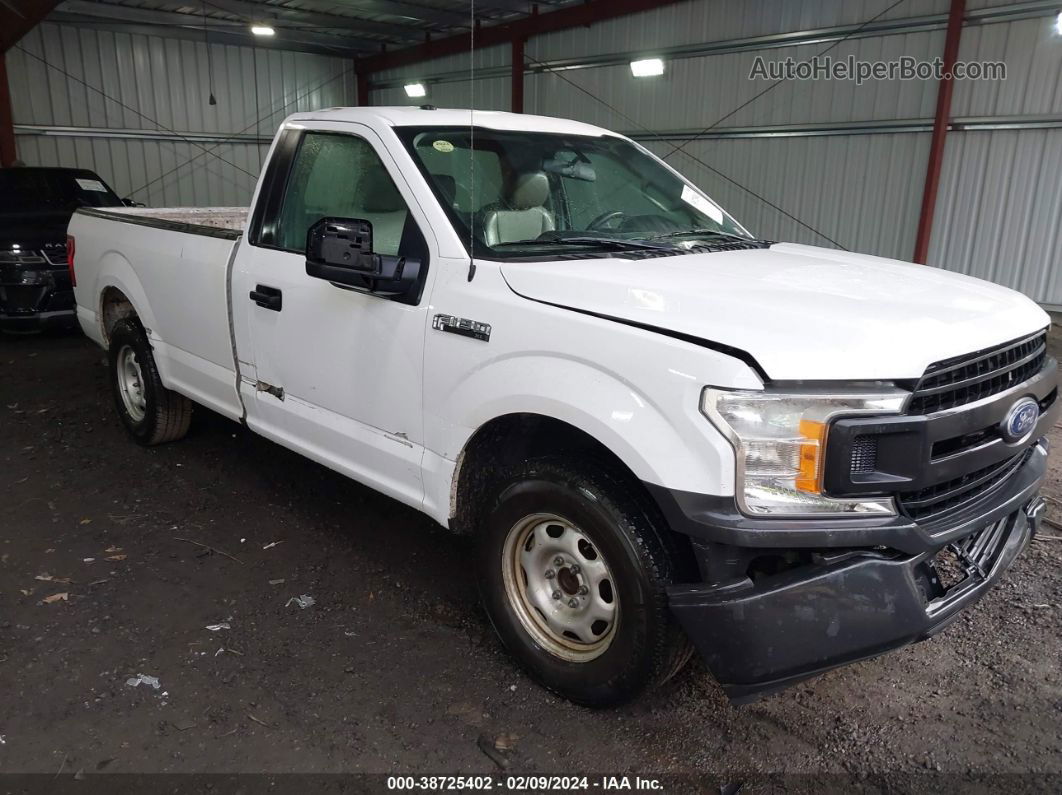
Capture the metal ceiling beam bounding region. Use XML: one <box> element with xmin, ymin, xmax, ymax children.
<box><xmin>1</xmin><ymin>0</ymin><xmax>62</xmax><ymax>52</ymax></box>
<box><xmin>327</xmin><ymin>0</ymin><xmax>542</xmax><ymax>17</ymax></box>
<box><xmin>59</xmin><ymin>2</ymin><xmax>252</xmax><ymax>31</ymax></box>
<box><xmin>356</xmin><ymin>0</ymin><xmax>684</xmax><ymax>74</ymax></box>
<box><xmin>622</xmin><ymin>115</ymin><xmax>1062</xmax><ymax>141</ymax></box>
<box><xmin>199</xmin><ymin>0</ymin><xmax>425</xmax><ymax>40</ymax></box>
<box><xmin>450</xmin><ymin>0</ymin><xmax>543</xmax><ymax>12</ymax></box>
<box><xmin>288</xmin><ymin>1</ymin><xmax>471</xmax><ymax>27</ymax></box>
<box><xmin>48</xmin><ymin>11</ymin><xmax>377</xmax><ymax>55</ymax></box>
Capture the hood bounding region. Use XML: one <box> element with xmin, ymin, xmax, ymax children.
<box><xmin>500</xmin><ymin>242</ymin><xmax>1050</xmax><ymax>381</ymax></box>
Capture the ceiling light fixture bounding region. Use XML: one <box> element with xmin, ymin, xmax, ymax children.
<box><xmin>404</xmin><ymin>82</ymin><xmax>427</xmax><ymax>98</ymax></box>
<box><xmin>630</xmin><ymin>58</ymin><xmax>665</xmax><ymax>77</ymax></box>
<box><xmin>251</xmin><ymin>25</ymin><xmax>275</xmax><ymax>37</ymax></box>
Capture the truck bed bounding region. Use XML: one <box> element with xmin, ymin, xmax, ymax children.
<box><xmin>69</xmin><ymin>206</ymin><xmax>245</xmax><ymax>422</ymax></box>
<box><xmin>76</xmin><ymin>206</ymin><xmax>248</xmax><ymax>238</ymax></box>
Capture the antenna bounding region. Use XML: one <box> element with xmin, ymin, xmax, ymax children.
<box><xmin>467</xmin><ymin>0</ymin><xmax>477</xmax><ymax>282</ymax></box>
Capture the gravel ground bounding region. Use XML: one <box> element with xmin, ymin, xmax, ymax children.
<box><xmin>1</xmin><ymin>328</ymin><xmax>1060</xmax><ymax>785</ymax></box>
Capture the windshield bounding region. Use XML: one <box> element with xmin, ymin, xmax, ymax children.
<box><xmin>0</xmin><ymin>169</ymin><xmax>123</xmax><ymax>215</ymax></box>
<box><xmin>395</xmin><ymin>126</ymin><xmax>750</xmax><ymax>259</ymax></box>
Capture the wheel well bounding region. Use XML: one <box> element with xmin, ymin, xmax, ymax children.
<box><xmin>451</xmin><ymin>414</ymin><xmax>669</xmax><ymax>539</ymax></box>
<box><xmin>100</xmin><ymin>287</ymin><xmax>137</xmax><ymax>345</ymax></box>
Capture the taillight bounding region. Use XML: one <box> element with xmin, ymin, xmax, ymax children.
<box><xmin>67</xmin><ymin>235</ymin><xmax>76</xmax><ymax>287</ymax></box>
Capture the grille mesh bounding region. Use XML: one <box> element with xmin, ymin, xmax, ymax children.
<box><xmin>908</xmin><ymin>331</ymin><xmax>1047</xmax><ymax>414</ymax></box>
<box><xmin>849</xmin><ymin>435</ymin><xmax>878</xmax><ymax>474</ymax></box>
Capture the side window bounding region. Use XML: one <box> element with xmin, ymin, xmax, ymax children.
<box><xmin>273</xmin><ymin>132</ymin><xmax>411</xmax><ymax>257</ymax></box>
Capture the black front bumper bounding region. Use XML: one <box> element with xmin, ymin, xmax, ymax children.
<box><xmin>657</xmin><ymin>438</ymin><xmax>1050</xmax><ymax>703</ymax></box>
<box><xmin>0</xmin><ymin>263</ymin><xmax>75</xmax><ymax>330</ymax></box>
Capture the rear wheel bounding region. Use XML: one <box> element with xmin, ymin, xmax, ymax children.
<box><xmin>477</xmin><ymin>457</ymin><xmax>692</xmax><ymax>706</ymax></box>
<box><xmin>108</xmin><ymin>318</ymin><xmax>192</xmax><ymax>445</ymax></box>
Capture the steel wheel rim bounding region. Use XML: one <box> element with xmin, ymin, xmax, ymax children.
<box><xmin>501</xmin><ymin>513</ymin><xmax>619</xmax><ymax>662</ymax></box>
<box><xmin>116</xmin><ymin>344</ymin><xmax>147</xmax><ymax>422</ymax></box>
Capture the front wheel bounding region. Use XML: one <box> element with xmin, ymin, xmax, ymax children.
<box><xmin>108</xmin><ymin>318</ymin><xmax>192</xmax><ymax>445</ymax></box>
<box><xmin>477</xmin><ymin>458</ymin><xmax>692</xmax><ymax>707</ymax></box>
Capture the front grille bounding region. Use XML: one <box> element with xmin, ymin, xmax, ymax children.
<box><xmin>908</xmin><ymin>331</ymin><xmax>1048</xmax><ymax>414</ymax></box>
<box><xmin>899</xmin><ymin>448</ymin><xmax>1031</xmax><ymax>521</ymax></box>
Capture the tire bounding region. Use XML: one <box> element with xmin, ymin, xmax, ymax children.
<box><xmin>477</xmin><ymin>456</ymin><xmax>692</xmax><ymax>707</ymax></box>
<box><xmin>108</xmin><ymin>318</ymin><xmax>192</xmax><ymax>445</ymax></box>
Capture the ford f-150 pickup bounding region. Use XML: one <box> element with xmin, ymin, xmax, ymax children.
<box><xmin>68</xmin><ymin>106</ymin><xmax>1057</xmax><ymax>706</ymax></box>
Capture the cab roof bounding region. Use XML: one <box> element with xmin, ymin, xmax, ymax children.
<box><xmin>283</xmin><ymin>106</ymin><xmax>615</xmax><ymax>139</ymax></box>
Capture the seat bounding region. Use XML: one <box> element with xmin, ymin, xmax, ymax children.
<box><xmin>357</xmin><ymin>166</ymin><xmax>408</xmax><ymax>256</ymax></box>
<box><xmin>481</xmin><ymin>172</ymin><xmax>555</xmax><ymax>246</ymax></box>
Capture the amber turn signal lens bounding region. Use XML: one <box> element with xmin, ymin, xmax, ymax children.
<box><xmin>795</xmin><ymin>419</ymin><xmax>825</xmax><ymax>493</ymax></box>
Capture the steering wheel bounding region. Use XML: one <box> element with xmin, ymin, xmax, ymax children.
<box><xmin>586</xmin><ymin>210</ymin><xmax>626</xmax><ymax>231</ymax></box>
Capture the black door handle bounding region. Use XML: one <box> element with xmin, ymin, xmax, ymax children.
<box><xmin>250</xmin><ymin>284</ymin><xmax>282</xmax><ymax>311</ymax></box>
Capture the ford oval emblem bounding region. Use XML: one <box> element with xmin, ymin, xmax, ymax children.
<box><xmin>1000</xmin><ymin>397</ymin><xmax>1039</xmax><ymax>444</ymax></box>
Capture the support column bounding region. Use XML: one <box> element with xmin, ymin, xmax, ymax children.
<box><xmin>357</xmin><ymin>71</ymin><xmax>371</xmax><ymax>107</ymax></box>
<box><xmin>511</xmin><ymin>36</ymin><xmax>524</xmax><ymax>113</ymax></box>
<box><xmin>912</xmin><ymin>0</ymin><xmax>966</xmax><ymax>264</ymax></box>
<box><xmin>0</xmin><ymin>53</ymin><xmax>15</xmax><ymax>167</ymax></box>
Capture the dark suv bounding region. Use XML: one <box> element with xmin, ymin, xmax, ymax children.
<box><xmin>0</xmin><ymin>167</ymin><xmax>126</xmax><ymax>332</ymax></box>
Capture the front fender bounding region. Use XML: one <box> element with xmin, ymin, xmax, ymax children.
<box><xmin>428</xmin><ymin>346</ymin><xmax>748</xmax><ymax>499</ymax></box>
<box><xmin>421</xmin><ymin>261</ymin><xmax>762</xmax><ymax>524</ymax></box>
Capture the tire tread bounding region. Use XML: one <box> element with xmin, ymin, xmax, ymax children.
<box><xmin>109</xmin><ymin>318</ymin><xmax>192</xmax><ymax>446</ymax></box>
<box><xmin>480</xmin><ymin>455</ymin><xmax>693</xmax><ymax>706</ymax></box>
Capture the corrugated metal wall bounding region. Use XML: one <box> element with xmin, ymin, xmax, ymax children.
<box><xmin>373</xmin><ymin>44</ymin><xmax>511</xmax><ymax>111</ymax></box>
<box><xmin>7</xmin><ymin>22</ymin><xmax>357</xmax><ymax>206</ymax></box>
<box><xmin>644</xmin><ymin>133</ymin><xmax>933</xmax><ymax>256</ymax></box>
<box><xmin>928</xmin><ymin>11</ymin><xmax>1062</xmax><ymax>306</ymax></box>
<box><xmin>528</xmin><ymin>0</ymin><xmax>947</xmax><ymax>60</ymax></box>
<box><xmin>367</xmin><ymin>0</ymin><xmax>1062</xmax><ymax>307</ymax></box>
<box><xmin>525</xmin><ymin>30</ymin><xmax>945</xmax><ymax>130</ymax></box>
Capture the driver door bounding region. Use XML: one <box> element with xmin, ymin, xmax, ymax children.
<box><xmin>233</xmin><ymin>124</ymin><xmax>433</xmax><ymax>511</ymax></box>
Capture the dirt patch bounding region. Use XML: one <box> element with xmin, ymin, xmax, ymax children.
<box><xmin>1</xmin><ymin>329</ymin><xmax>1060</xmax><ymax>778</ymax></box>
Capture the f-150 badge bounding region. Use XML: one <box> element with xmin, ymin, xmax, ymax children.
<box><xmin>433</xmin><ymin>314</ymin><xmax>491</xmax><ymax>342</ymax></box>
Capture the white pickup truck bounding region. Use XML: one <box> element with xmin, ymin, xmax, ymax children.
<box><xmin>69</xmin><ymin>106</ymin><xmax>1057</xmax><ymax>706</ymax></box>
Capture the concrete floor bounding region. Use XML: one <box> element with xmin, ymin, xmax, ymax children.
<box><xmin>1</xmin><ymin>326</ymin><xmax>1060</xmax><ymax>785</ymax></box>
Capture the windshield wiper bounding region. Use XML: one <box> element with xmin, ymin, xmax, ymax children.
<box><xmin>493</xmin><ymin>235</ymin><xmax>679</xmax><ymax>252</ymax></box>
<box><xmin>648</xmin><ymin>229</ymin><xmax>753</xmax><ymax>242</ymax></box>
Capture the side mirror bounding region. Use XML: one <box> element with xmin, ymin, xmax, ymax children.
<box><xmin>304</xmin><ymin>217</ymin><xmax>421</xmax><ymax>299</ymax></box>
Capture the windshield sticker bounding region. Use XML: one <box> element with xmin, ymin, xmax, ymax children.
<box><xmin>76</xmin><ymin>178</ymin><xmax>108</xmax><ymax>192</ymax></box>
<box><xmin>680</xmin><ymin>185</ymin><xmax>723</xmax><ymax>224</ymax></box>
<box><xmin>432</xmin><ymin>140</ymin><xmax>454</xmax><ymax>153</ymax></box>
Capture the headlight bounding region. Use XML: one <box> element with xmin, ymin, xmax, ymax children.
<box><xmin>702</xmin><ymin>387</ymin><xmax>908</xmax><ymax>516</ymax></box>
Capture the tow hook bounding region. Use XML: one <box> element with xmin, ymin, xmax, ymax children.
<box><xmin>1025</xmin><ymin>496</ymin><xmax>1047</xmax><ymax>535</ymax></box>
